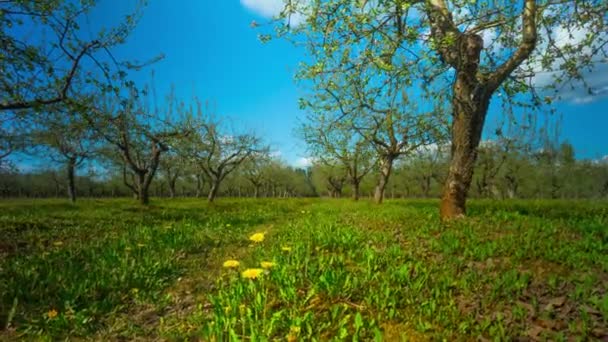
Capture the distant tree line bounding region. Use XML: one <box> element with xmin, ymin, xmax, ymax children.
<box><xmin>2</xmin><ymin>139</ymin><xmax>607</xmax><ymax>200</ymax></box>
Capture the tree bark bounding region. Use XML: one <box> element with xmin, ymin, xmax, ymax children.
<box><xmin>374</xmin><ymin>155</ymin><xmax>394</xmax><ymax>204</ymax></box>
<box><xmin>168</xmin><ymin>177</ymin><xmax>177</xmax><ymax>198</ymax></box>
<box><xmin>195</xmin><ymin>174</ymin><xmax>204</xmax><ymax>198</ymax></box>
<box><xmin>436</xmin><ymin>30</ymin><xmax>491</xmax><ymax>219</ymax></box>
<box><xmin>208</xmin><ymin>179</ymin><xmax>220</xmax><ymax>202</ymax></box>
<box><xmin>66</xmin><ymin>157</ymin><xmax>77</xmax><ymax>203</ymax></box>
<box><xmin>351</xmin><ymin>179</ymin><xmax>360</xmax><ymax>201</ymax></box>
<box><xmin>134</xmin><ymin>172</ymin><xmax>149</xmax><ymax>205</ymax></box>
<box><xmin>440</xmin><ymin>52</ymin><xmax>490</xmax><ymax>218</ymax></box>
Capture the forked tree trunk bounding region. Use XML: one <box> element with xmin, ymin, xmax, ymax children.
<box><xmin>374</xmin><ymin>155</ymin><xmax>394</xmax><ymax>204</ymax></box>
<box><xmin>208</xmin><ymin>179</ymin><xmax>220</xmax><ymax>202</ymax></box>
<box><xmin>66</xmin><ymin>157</ymin><xmax>77</xmax><ymax>203</ymax></box>
<box><xmin>440</xmin><ymin>52</ymin><xmax>490</xmax><ymax>218</ymax></box>
<box><xmin>134</xmin><ymin>172</ymin><xmax>149</xmax><ymax>205</ymax></box>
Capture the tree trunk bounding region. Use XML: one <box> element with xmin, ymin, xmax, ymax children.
<box><xmin>440</xmin><ymin>68</ymin><xmax>490</xmax><ymax>219</ymax></box>
<box><xmin>135</xmin><ymin>173</ymin><xmax>150</xmax><ymax>205</ymax></box>
<box><xmin>351</xmin><ymin>179</ymin><xmax>360</xmax><ymax>201</ymax></box>
<box><xmin>66</xmin><ymin>157</ymin><xmax>77</xmax><ymax>203</ymax></box>
<box><xmin>254</xmin><ymin>185</ymin><xmax>260</xmax><ymax>198</ymax></box>
<box><xmin>208</xmin><ymin>179</ymin><xmax>220</xmax><ymax>202</ymax></box>
<box><xmin>374</xmin><ymin>155</ymin><xmax>394</xmax><ymax>204</ymax></box>
<box><xmin>196</xmin><ymin>174</ymin><xmax>203</xmax><ymax>198</ymax></box>
<box><xmin>168</xmin><ymin>178</ymin><xmax>177</xmax><ymax>198</ymax></box>
<box><xmin>434</xmin><ymin>32</ymin><xmax>485</xmax><ymax>215</ymax></box>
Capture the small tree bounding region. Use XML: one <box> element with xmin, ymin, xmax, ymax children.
<box><xmin>242</xmin><ymin>152</ymin><xmax>272</xmax><ymax>198</ymax></box>
<box><xmin>301</xmin><ymin>114</ymin><xmax>376</xmax><ymax>201</ymax></box>
<box><xmin>31</xmin><ymin>107</ymin><xmax>98</xmax><ymax>202</ymax></box>
<box><xmin>182</xmin><ymin>106</ymin><xmax>267</xmax><ymax>202</ymax></box>
<box><xmin>85</xmin><ymin>86</ymin><xmax>189</xmax><ymax>205</ymax></box>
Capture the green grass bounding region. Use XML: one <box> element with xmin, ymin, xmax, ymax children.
<box><xmin>1</xmin><ymin>198</ymin><xmax>607</xmax><ymax>340</ymax></box>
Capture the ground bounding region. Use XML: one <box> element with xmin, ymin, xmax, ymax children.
<box><xmin>0</xmin><ymin>198</ymin><xmax>607</xmax><ymax>341</ymax></box>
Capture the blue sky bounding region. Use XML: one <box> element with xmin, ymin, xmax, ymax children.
<box><xmin>85</xmin><ymin>0</ymin><xmax>607</xmax><ymax>165</ymax></box>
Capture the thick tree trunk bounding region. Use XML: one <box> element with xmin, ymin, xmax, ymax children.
<box><xmin>436</xmin><ymin>30</ymin><xmax>494</xmax><ymax>219</ymax></box>
<box><xmin>440</xmin><ymin>67</ymin><xmax>490</xmax><ymax>219</ymax></box>
<box><xmin>208</xmin><ymin>179</ymin><xmax>220</xmax><ymax>202</ymax></box>
<box><xmin>66</xmin><ymin>157</ymin><xmax>77</xmax><ymax>203</ymax></box>
<box><xmin>254</xmin><ymin>185</ymin><xmax>260</xmax><ymax>198</ymax></box>
<box><xmin>374</xmin><ymin>155</ymin><xmax>394</xmax><ymax>204</ymax></box>
<box><xmin>135</xmin><ymin>173</ymin><xmax>150</xmax><ymax>205</ymax></box>
<box><xmin>351</xmin><ymin>179</ymin><xmax>360</xmax><ymax>201</ymax></box>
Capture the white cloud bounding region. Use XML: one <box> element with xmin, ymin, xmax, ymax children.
<box><xmin>293</xmin><ymin>156</ymin><xmax>314</xmax><ymax>168</ymax></box>
<box><xmin>527</xmin><ymin>24</ymin><xmax>608</xmax><ymax>104</ymax></box>
<box><xmin>240</xmin><ymin>0</ymin><xmax>307</xmax><ymax>26</ymax></box>
<box><xmin>269</xmin><ymin>150</ymin><xmax>282</xmax><ymax>158</ymax></box>
<box><xmin>240</xmin><ymin>0</ymin><xmax>285</xmax><ymax>18</ymax></box>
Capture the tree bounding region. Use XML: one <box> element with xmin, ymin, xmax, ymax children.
<box><xmin>85</xmin><ymin>85</ymin><xmax>188</xmax><ymax>205</ymax></box>
<box><xmin>294</xmin><ymin>12</ymin><xmax>447</xmax><ymax>203</ymax></box>
<box><xmin>301</xmin><ymin>115</ymin><xmax>375</xmax><ymax>200</ymax></box>
<box><xmin>269</xmin><ymin>0</ymin><xmax>608</xmax><ymax>218</ymax></box>
<box><xmin>242</xmin><ymin>152</ymin><xmax>272</xmax><ymax>198</ymax></box>
<box><xmin>0</xmin><ymin>0</ymin><xmax>153</xmax><ymax>112</ymax></box>
<box><xmin>31</xmin><ymin>107</ymin><xmax>98</xmax><ymax>202</ymax></box>
<box><xmin>182</xmin><ymin>107</ymin><xmax>267</xmax><ymax>202</ymax></box>
<box><xmin>159</xmin><ymin>149</ymin><xmax>186</xmax><ymax>198</ymax></box>
<box><xmin>311</xmin><ymin>162</ymin><xmax>348</xmax><ymax>198</ymax></box>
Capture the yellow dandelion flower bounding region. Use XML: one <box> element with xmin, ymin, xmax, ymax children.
<box><xmin>223</xmin><ymin>260</ymin><xmax>240</xmax><ymax>268</ymax></box>
<box><xmin>281</xmin><ymin>246</ymin><xmax>292</xmax><ymax>252</ymax></box>
<box><xmin>47</xmin><ymin>309</ymin><xmax>58</xmax><ymax>319</ymax></box>
<box><xmin>131</xmin><ymin>288</ymin><xmax>139</xmax><ymax>294</ymax></box>
<box><xmin>241</xmin><ymin>268</ymin><xmax>264</xmax><ymax>279</ymax></box>
<box><xmin>239</xmin><ymin>304</ymin><xmax>246</xmax><ymax>314</ymax></box>
<box><xmin>249</xmin><ymin>232</ymin><xmax>265</xmax><ymax>243</ymax></box>
<box><xmin>260</xmin><ymin>261</ymin><xmax>275</xmax><ymax>269</ymax></box>
<box><xmin>137</xmin><ymin>243</ymin><xmax>145</xmax><ymax>248</ymax></box>
<box><xmin>290</xmin><ymin>326</ymin><xmax>301</xmax><ymax>334</ymax></box>
<box><xmin>224</xmin><ymin>306</ymin><xmax>231</xmax><ymax>314</ymax></box>
<box><xmin>53</xmin><ymin>241</ymin><xmax>63</xmax><ymax>246</ymax></box>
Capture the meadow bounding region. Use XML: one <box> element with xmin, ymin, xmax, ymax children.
<box><xmin>0</xmin><ymin>198</ymin><xmax>606</xmax><ymax>341</ymax></box>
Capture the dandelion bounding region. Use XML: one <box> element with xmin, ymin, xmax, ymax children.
<box><xmin>241</xmin><ymin>268</ymin><xmax>264</xmax><ymax>279</ymax></box>
<box><xmin>281</xmin><ymin>246</ymin><xmax>292</xmax><ymax>252</ymax></box>
<box><xmin>249</xmin><ymin>232</ymin><xmax>265</xmax><ymax>243</ymax></box>
<box><xmin>53</xmin><ymin>241</ymin><xmax>63</xmax><ymax>246</ymax></box>
<box><xmin>137</xmin><ymin>243</ymin><xmax>145</xmax><ymax>248</ymax></box>
<box><xmin>223</xmin><ymin>259</ymin><xmax>240</xmax><ymax>268</ymax></box>
<box><xmin>226</xmin><ymin>223</ymin><xmax>231</xmax><ymax>227</ymax></box>
<box><xmin>47</xmin><ymin>309</ymin><xmax>58</xmax><ymax>319</ymax></box>
<box><xmin>239</xmin><ymin>304</ymin><xmax>246</xmax><ymax>314</ymax></box>
<box><xmin>287</xmin><ymin>326</ymin><xmax>301</xmax><ymax>342</ymax></box>
<box><xmin>125</xmin><ymin>247</ymin><xmax>132</xmax><ymax>251</ymax></box>
<box><xmin>131</xmin><ymin>288</ymin><xmax>139</xmax><ymax>294</ymax></box>
<box><xmin>260</xmin><ymin>261</ymin><xmax>275</xmax><ymax>269</ymax></box>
